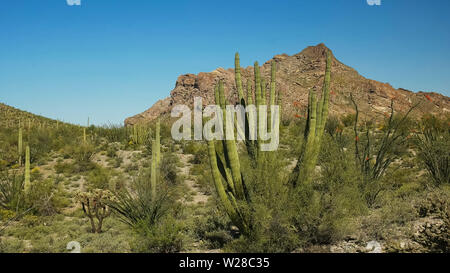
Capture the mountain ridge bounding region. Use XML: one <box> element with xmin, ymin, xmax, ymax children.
<box><xmin>122</xmin><ymin>44</ymin><xmax>448</xmax><ymax>125</ymax></box>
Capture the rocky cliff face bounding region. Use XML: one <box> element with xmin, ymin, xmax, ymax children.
<box><xmin>124</xmin><ymin>43</ymin><xmax>450</xmax><ymax>126</ymax></box>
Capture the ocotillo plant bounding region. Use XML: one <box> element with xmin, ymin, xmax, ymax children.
<box><xmin>290</xmin><ymin>50</ymin><xmax>332</xmax><ymax>186</ymax></box>
<box><xmin>350</xmin><ymin>94</ymin><xmax>418</xmax><ymax>206</ymax></box>
<box><xmin>24</xmin><ymin>145</ymin><xmax>30</xmax><ymax>194</ymax></box>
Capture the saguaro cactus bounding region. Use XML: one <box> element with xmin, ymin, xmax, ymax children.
<box><xmin>18</xmin><ymin>126</ymin><xmax>23</xmax><ymax>166</ymax></box>
<box><xmin>24</xmin><ymin>145</ymin><xmax>31</xmax><ymax>193</ymax></box>
<box><xmin>150</xmin><ymin>118</ymin><xmax>161</xmax><ymax>199</ymax></box>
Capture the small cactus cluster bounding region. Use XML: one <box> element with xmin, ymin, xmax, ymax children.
<box><xmin>130</xmin><ymin>123</ymin><xmax>152</xmax><ymax>146</ymax></box>
<box><xmin>207</xmin><ymin>50</ymin><xmax>332</xmax><ymax>234</ymax></box>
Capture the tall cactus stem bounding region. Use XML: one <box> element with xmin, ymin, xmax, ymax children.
<box><xmin>24</xmin><ymin>145</ymin><xmax>31</xmax><ymax>194</ymax></box>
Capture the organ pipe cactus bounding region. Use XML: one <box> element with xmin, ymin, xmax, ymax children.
<box><xmin>291</xmin><ymin>50</ymin><xmax>332</xmax><ymax>186</ymax></box>
<box><xmin>207</xmin><ymin>80</ymin><xmax>249</xmax><ymax>234</ymax></box>
<box><xmin>206</xmin><ymin>56</ymin><xmax>283</xmax><ymax>234</ymax></box>
<box><xmin>235</xmin><ymin>53</ymin><xmax>245</xmax><ymax>103</ymax></box>
<box><xmin>207</xmin><ymin>50</ymin><xmax>332</xmax><ymax>234</ymax></box>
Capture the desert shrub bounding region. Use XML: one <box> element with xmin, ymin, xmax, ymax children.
<box><xmin>71</xmin><ymin>142</ymin><xmax>96</xmax><ymax>172</ymax></box>
<box><xmin>0</xmin><ymin>143</ymin><xmax>18</xmax><ymax>167</ymax></box>
<box><xmin>54</xmin><ymin>162</ymin><xmax>74</xmax><ymax>175</ymax></box>
<box><xmin>132</xmin><ymin>215</ymin><xmax>185</xmax><ymax>253</ymax></box>
<box><xmin>181</xmin><ymin>141</ymin><xmax>204</xmax><ymax>155</ymax></box>
<box><xmin>341</xmin><ymin>113</ymin><xmax>356</xmax><ymax>127</ymax></box>
<box><xmin>292</xmin><ymin>135</ymin><xmax>366</xmax><ymax>245</ymax></box>
<box><xmin>413</xmin><ymin>189</ymin><xmax>449</xmax><ymax>252</ymax></box>
<box><xmin>160</xmin><ymin>153</ymin><xmax>179</xmax><ymax>185</ymax></box>
<box><xmin>415</xmin><ymin>115</ymin><xmax>450</xmax><ymax>186</ymax></box>
<box><xmin>124</xmin><ymin>163</ymin><xmax>139</xmax><ymax>173</ymax></box>
<box><xmin>77</xmin><ymin>232</ymin><xmax>131</xmax><ymax>253</ymax></box>
<box><xmin>194</xmin><ymin>207</ymin><xmax>234</xmax><ymax>249</ymax></box>
<box><xmin>21</xmin><ymin>215</ymin><xmax>41</xmax><ymax>227</ymax></box>
<box><xmin>0</xmin><ymin>237</ymin><xmax>25</xmax><ymax>253</ymax></box>
<box><xmin>111</xmin><ymin>156</ymin><xmax>123</xmax><ymax>168</ymax></box>
<box><xmin>190</xmin><ymin>162</ymin><xmax>214</xmax><ymax>195</ymax></box>
<box><xmin>94</xmin><ymin>124</ymin><xmax>129</xmax><ymax>143</ymax></box>
<box><xmin>416</xmin><ymin>189</ymin><xmax>449</xmax><ymax>218</ymax></box>
<box><xmin>109</xmin><ymin>168</ymin><xmax>172</xmax><ymax>229</ymax></box>
<box><xmin>0</xmin><ymin>208</ymin><xmax>16</xmax><ymax>221</ymax></box>
<box><xmin>220</xmin><ymin>151</ymin><xmax>300</xmax><ymax>253</ymax></box>
<box><xmin>86</xmin><ymin>166</ymin><xmax>111</xmax><ymax>190</ymax></box>
<box><xmin>106</xmin><ymin>144</ymin><xmax>118</xmax><ymax>158</ymax></box>
<box><xmin>0</xmin><ymin>170</ymin><xmax>25</xmax><ymax>211</ymax></box>
<box><xmin>325</xmin><ymin>115</ymin><xmax>342</xmax><ymax>137</ymax></box>
<box><xmin>26</xmin><ymin>178</ymin><xmax>69</xmax><ymax>216</ymax></box>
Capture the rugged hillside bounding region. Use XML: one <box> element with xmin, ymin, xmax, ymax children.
<box><xmin>125</xmin><ymin>43</ymin><xmax>450</xmax><ymax>126</ymax></box>
<box><xmin>0</xmin><ymin>103</ymin><xmax>59</xmax><ymax>128</ymax></box>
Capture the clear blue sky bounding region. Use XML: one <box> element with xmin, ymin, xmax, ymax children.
<box><xmin>1</xmin><ymin>0</ymin><xmax>449</xmax><ymax>125</ymax></box>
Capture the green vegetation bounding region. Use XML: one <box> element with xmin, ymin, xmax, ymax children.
<box><xmin>0</xmin><ymin>55</ymin><xmax>449</xmax><ymax>253</ymax></box>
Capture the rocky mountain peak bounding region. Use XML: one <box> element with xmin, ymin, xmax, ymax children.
<box><xmin>124</xmin><ymin>44</ymin><xmax>449</xmax><ymax>126</ymax></box>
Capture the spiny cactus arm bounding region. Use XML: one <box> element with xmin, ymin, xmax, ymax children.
<box><xmin>270</xmin><ymin>61</ymin><xmax>276</xmax><ymax>106</ymax></box>
<box><xmin>18</xmin><ymin>127</ymin><xmax>23</xmax><ymax>166</ymax></box>
<box><xmin>315</xmin><ymin>98</ymin><xmax>324</xmax><ymax>140</ymax></box>
<box><xmin>156</xmin><ymin>118</ymin><xmax>161</xmax><ymax>167</ymax></box>
<box><xmin>207</xmin><ymin>140</ymin><xmax>244</xmax><ymax>229</ymax></box>
<box><xmin>254</xmin><ymin>62</ymin><xmax>262</xmax><ymax>108</ymax></box>
<box><xmin>315</xmin><ymin>50</ymin><xmax>332</xmax><ymax>142</ymax></box>
<box><xmin>214</xmin><ymin>84</ymin><xmax>220</xmax><ymax>107</ymax></box>
<box><xmin>321</xmin><ymin>50</ymin><xmax>332</xmax><ymax>121</ymax></box>
<box><xmin>216</xmin><ymin>151</ymin><xmax>236</xmax><ymax>193</ymax></box>
<box><xmin>277</xmin><ymin>89</ymin><xmax>282</xmax><ymax>122</ymax></box>
<box><xmin>306</xmin><ymin>90</ymin><xmax>318</xmax><ymax>144</ymax></box>
<box><xmin>294</xmin><ymin>90</ymin><xmax>319</xmax><ymax>185</ymax></box>
<box><xmin>235</xmin><ymin>53</ymin><xmax>245</xmax><ymax>104</ymax></box>
<box><xmin>218</xmin><ymin>81</ymin><xmax>245</xmax><ymax>200</ymax></box>
<box><xmin>218</xmin><ymin>80</ymin><xmax>226</xmax><ymax>109</ymax></box>
<box><xmin>261</xmin><ymin>78</ymin><xmax>266</xmax><ymax>106</ymax></box>
<box><xmin>247</xmin><ymin>79</ymin><xmax>253</xmax><ymax>105</ymax></box>
<box><xmin>24</xmin><ymin>145</ymin><xmax>31</xmax><ymax>194</ymax></box>
<box><xmin>244</xmin><ymin>78</ymin><xmax>258</xmax><ymax>160</ymax></box>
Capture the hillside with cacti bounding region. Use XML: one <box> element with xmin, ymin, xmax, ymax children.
<box><xmin>1</xmin><ymin>47</ymin><xmax>449</xmax><ymax>253</ymax></box>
